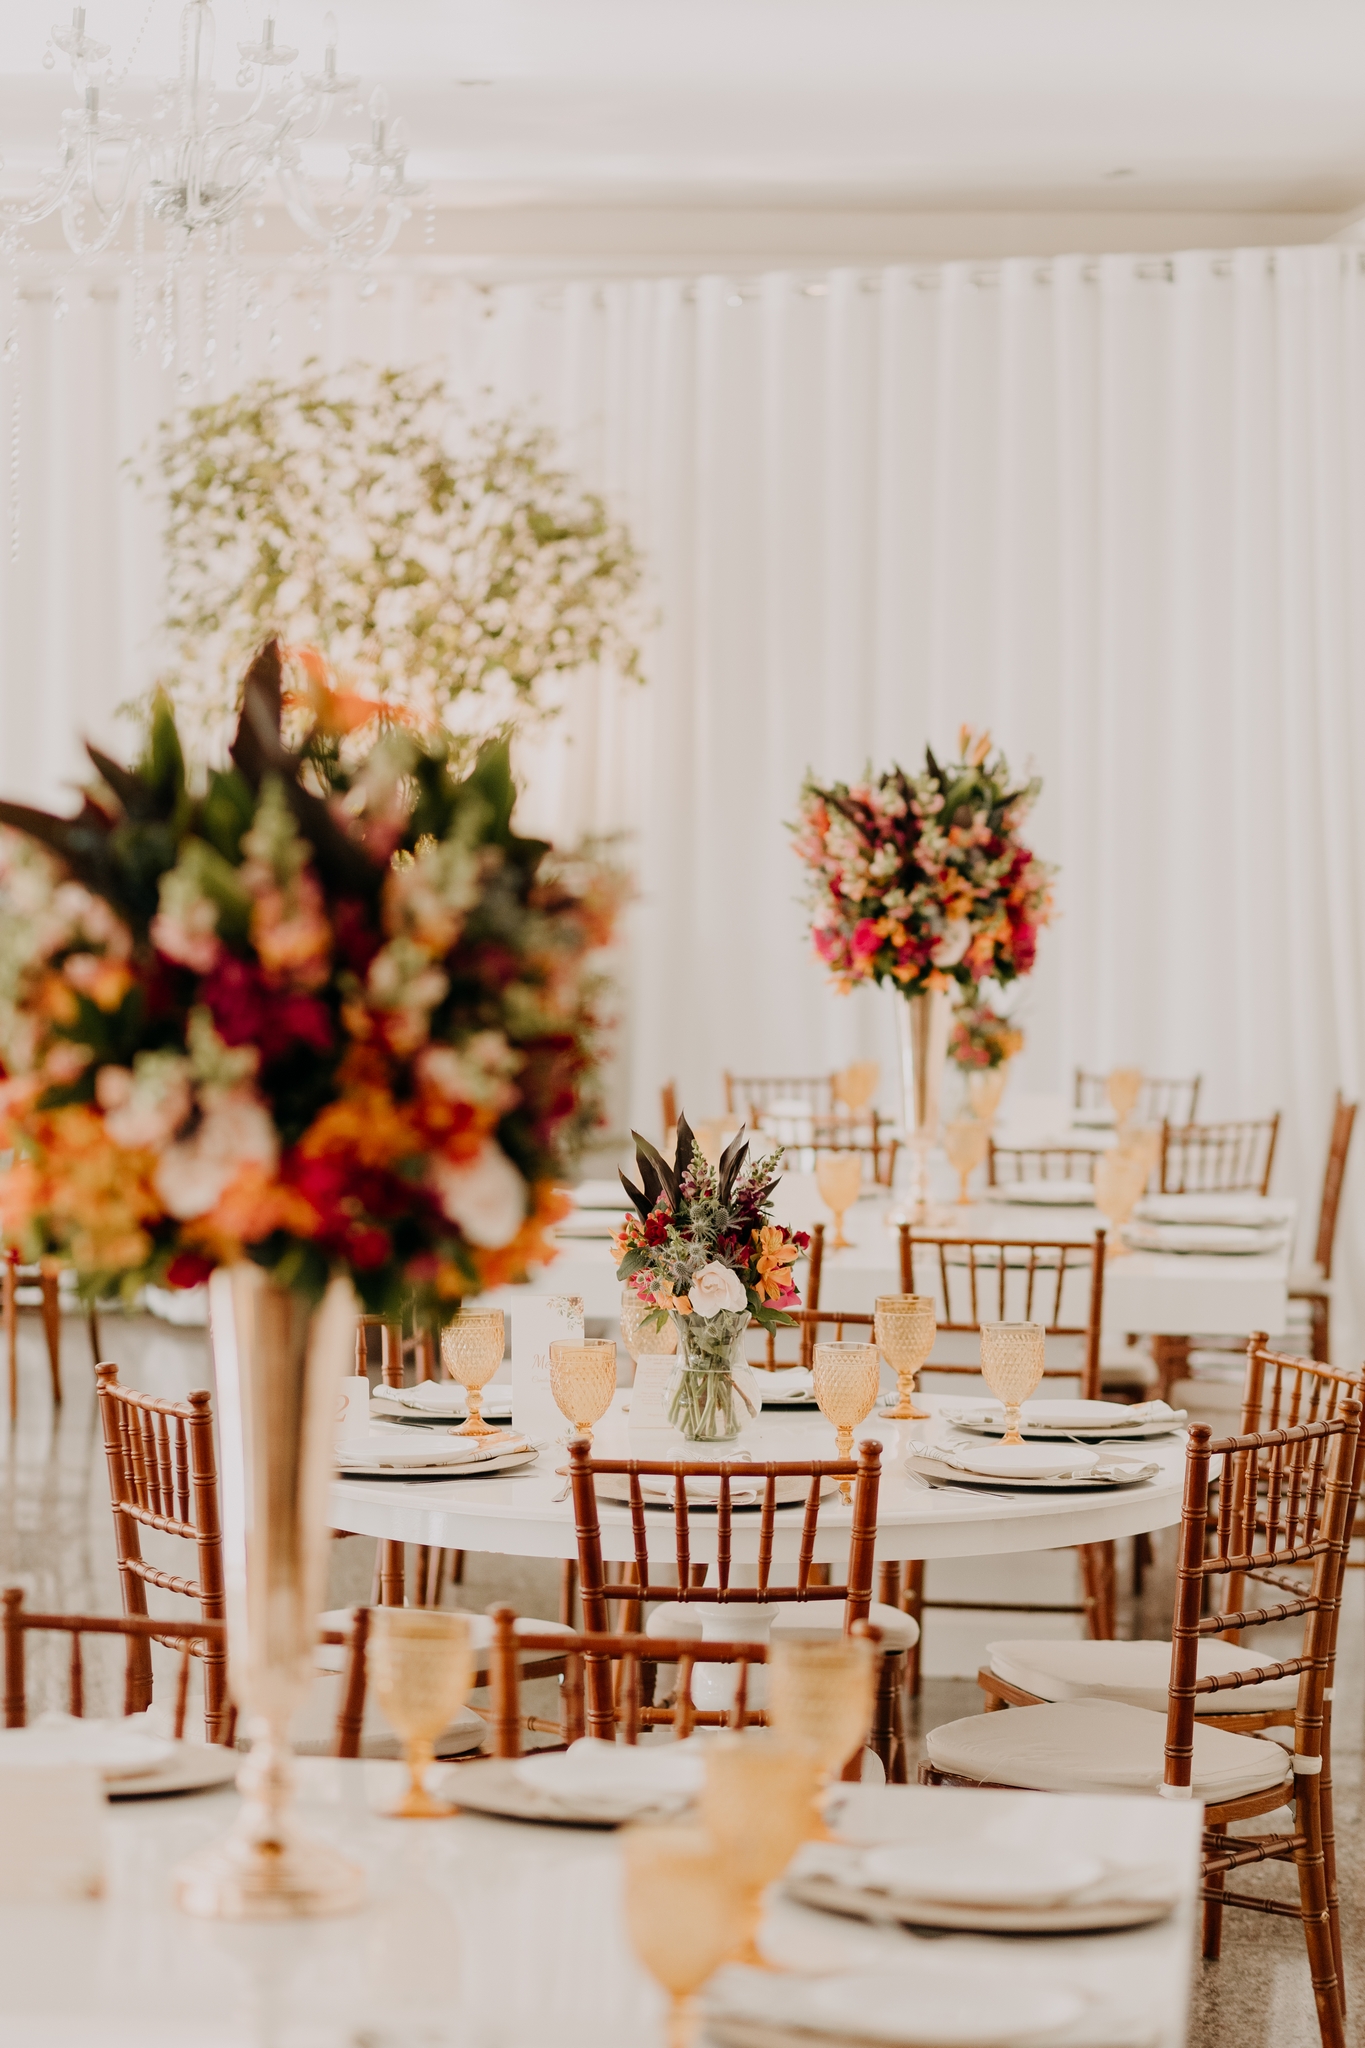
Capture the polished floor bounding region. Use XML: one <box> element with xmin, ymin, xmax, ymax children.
<box><xmin>1</xmin><ymin>1308</ymin><xmax>1359</xmax><ymax>2048</ymax></box>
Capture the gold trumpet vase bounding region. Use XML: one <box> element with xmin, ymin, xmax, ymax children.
<box><xmin>890</xmin><ymin>986</ymin><xmax>951</xmax><ymax>1225</ymax></box>
<box><xmin>176</xmin><ymin>1264</ymin><xmax>364</xmax><ymax>1919</ymax></box>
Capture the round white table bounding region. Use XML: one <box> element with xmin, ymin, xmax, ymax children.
<box><xmin>329</xmin><ymin>1398</ymin><xmax>1187</xmax><ymax>1567</ymax></box>
<box><xmin>0</xmin><ymin>1759</ymin><xmax>1202</xmax><ymax>2048</ymax></box>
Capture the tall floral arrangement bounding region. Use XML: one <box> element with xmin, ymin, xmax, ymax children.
<box><xmin>0</xmin><ymin>641</ymin><xmax>620</xmax><ymax>1318</ymax></box>
<box><xmin>791</xmin><ymin>729</ymin><xmax>1054</xmax><ymax>998</ymax></box>
<box><xmin>949</xmin><ymin>999</ymin><xmax>1024</xmax><ymax>1072</ymax></box>
<box><xmin>144</xmin><ymin>364</ymin><xmax>643</xmax><ymax>758</ymax></box>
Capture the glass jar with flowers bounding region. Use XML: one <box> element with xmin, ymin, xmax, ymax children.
<box><xmin>611</xmin><ymin>1118</ymin><xmax>808</xmax><ymax>1443</ymax></box>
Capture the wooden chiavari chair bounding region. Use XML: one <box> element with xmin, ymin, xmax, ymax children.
<box><xmin>986</xmin><ymin>1143</ymin><xmax>1098</xmax><ymax>1188</ymax></box>
<box><xmin>94</xmin><ymin>1363</ymin><xmax>228</xmax><ymax>1741</ymax></box>
<box><xmin>353</xmin><ymin>1313</ymin><xmax>456</xmax><ymax>1608</ymax></box>
<box><xmin>1159</xmin><ymin>1113</ymin><xmax>1280</xmax><ymax>1195</ymax></box>
<box><xmin>1075</xmin><ymin>1069</ymin><xmax>1202</xmax><ymax>1127</ymax></box>
<box><xmin>2</xmin><ymin>1250</ymin><xmax>109</xmax><ymax>1423</ymax></box>
<box><xmin>892</xmin><ymin>1229</ymin><xmax>1113</xmax><ymax>1692</ymax></box>
<box><xmin>768</xmin><ymin>1110</ymin><xmax>898</xmax><ymax>1189</ymax></box>
<box><xmin>723</xmin><ymin>1071</ymin><xmax>836</xmax><ymax>1119</ymax></box>
<box><xmin>2</xmin><ymin>1587</ymin><xmax>373</xmax><ymax>1758</ymax></box>
<box><xmin>923</xmin><ymin>1399</ymin><xmax>1362</xmax><ymax>2048</ymax></box>
<box><xmin>1287</xmin><ymin>1093</ymin><xmax>1357</xmax><ymax>1365</ymax></box>
<box><xmin>566</xmin><ymin>1438</ymin><xmax>915</xmax><ymax>1779</ymax></box>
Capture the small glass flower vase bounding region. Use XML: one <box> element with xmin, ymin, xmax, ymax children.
<box><xmin>667</xmin><ymin>1309</ymin><xmax>760</xmax><ymax>1444</ymax></box>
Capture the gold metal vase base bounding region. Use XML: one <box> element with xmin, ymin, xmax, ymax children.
<box><xmin>175</xmin><ymin>1741</ymin><xmax>364</xmax><ymax>1919</ymax></box>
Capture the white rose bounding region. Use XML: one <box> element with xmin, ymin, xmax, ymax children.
<box><xmin>154</xmin><ymin>1087</ymin><xmax>278</xmax><ymax>1219</ymax></box>
<box><xmin>931</xmin><ymin>919</ymin><xmax>972</xmax><ymax>968</ymax></box>
<box><xmin>688</xmin><ymin>1261</ymin><xmax>748</xmax><ymax>1317</ymax></box>
<box><xmin>431</xmin><ymin>1141</ymin><xmax>526</xmax><ymax>1249</ymax></box>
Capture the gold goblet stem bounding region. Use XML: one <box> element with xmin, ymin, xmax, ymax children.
<box><xmin>666</xmin><ymin>1993</ymin><xmax>695</xmax><ymax>2048</ymax></box>
<box><xmin>394</xmin><ymin>1736</ymin><xmax>456</xmax><ymax>1820</ymax></box>
<box><xmin>835</xmin><ymin>1421</ymin><xmax>854</xmax><ymax>1503</ymax></box>
<box><xmin>956</xmin><ymin>1168</ymin><xmax>972</xmax><ymax>1205</ymax></box>
<box><xmin>455</xmin><ymin>1386</ymin><xmax>498</xmax><ymax>1438</ymax></box>
<box><xmin>887</xmin><ymin>1366</ymin><xmax>930</xmax><ymax>1422</ymax></box>
<box><xmin>1001</xmin><ymin>1402</ymin><xmax>1024</xmax><ymax>1447</ymax></box>
<box><xmin>829</xmin><ymin>1204</ymin><xmax>852</xmax><ymax>1251</ymax></box>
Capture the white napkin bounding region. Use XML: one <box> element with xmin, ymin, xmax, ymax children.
<box><xmin>997</xmin><ymin>1179</ymin><xmax>1095</xmax><ymax>1205</ymax></box>
<box><xmin>514</xmin><ymin>1735</ymin><xmax>706</xmax><ymax>1816</ymax></box>
<box><xmin>1122</xmin><ymin>1221</ymin><xmax>1288</xmax><ymax>1255</ymax></box>
<box><xmin>372</xmin><ymin>1380</ymin><xmax>512</xmax><ymax>1415</ymax></box>
<box><xmin>338</xmin><ymin>1428</ymin><xmax>529</xmax><ymax>1468</ymax></box>
<box><xmin>763</xmin><ymin>1367</ymin><xmax>814</xmax><ymax>1399</ymax></box>
<box><xmin>0</xmin><ymin>1713</ymin><xmax>173</xmax><ymax>1781</ymax></box>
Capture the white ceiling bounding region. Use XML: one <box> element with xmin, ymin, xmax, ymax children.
<box><xmin>3</xmin><ymin>1</ymin><xmax>1365</xmax><ymax>228</ymax></box>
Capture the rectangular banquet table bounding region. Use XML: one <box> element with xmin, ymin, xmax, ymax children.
<box><xmin>475</xmin><ymin>1173</ymin><xmax>1291</xmax><ymax>1342</ymax></box>
<box><xmin>0</xmin><ymin>1758</ymin><xmax>1202</xmax><ymax>2048</ymax></box>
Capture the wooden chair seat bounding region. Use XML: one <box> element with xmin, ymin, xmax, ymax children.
<box><xmin>979</xmin><ymin>1636</ymin><xmax>1302</xmax><ymax>1720</ymax></box>
<box><xmin>927</xmin><ymin>1696</ymin><xmax>1294</xmax><ymax>1802</ymax></box>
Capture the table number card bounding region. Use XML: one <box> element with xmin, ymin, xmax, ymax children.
<box><xmin>513</xmin><ymin>1295</ymin><xmax>584</xmax><ymax>1441</ymax></box>
<box><xmin>336</xmin><ymin>1374</ymin><xmax>372</xmax><ymax>1450</ymax></box>
<box><xmin>0</xmin><ymin>1765</ymin><xmax>105</xmax><ymax>1901</ymax></box>
<box><xmin>628</xmin><ymin>1359</ymin><xmax>675</xmax><ymax>1433</ymax></box>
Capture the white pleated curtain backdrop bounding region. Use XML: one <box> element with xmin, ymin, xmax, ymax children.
<box><xmin>1</xmin><ymin>248</ymin><xmax>1362</xmax><ymax>1340</ymax></box>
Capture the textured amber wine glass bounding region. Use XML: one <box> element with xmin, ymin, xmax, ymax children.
<box><xmin>440</xmin><ymin>1308</ymin><xmax>505</xmax><ymax>1438</ymax></box>
<box><xmin>1093</xmin><ymin>1147</ymin><xmax>1148</xmax><ymax>1258</ymax></box>
<box><xmin>833</xmin><ymin>1060</ymin><xmax>879</xmax><ymax>1114</ymax></box>
<box><xmin>966</xmin><ymin>1067</ymin><xmax>1008</xmax><ymax>1125</ymax></box>
<box><xmin>620</xmin><ymin>1288</ymin><xmax>679</xmax><ymax>1365</ymax></box>
<box><xmin>979</xmin><ymin>1321</ymin><xmax>1046</xmax><ymax>1446</ymax></box>
<box><xmin>875</xmin><ymin>1294</ymin><xmax>936</xmax><ymax>1421</ymax></box>
<box><xmin>367</xmin><ymin>1609</ymin><xmax>475</xmax><ymax>1819</ymax></box>
<box><xmin>815</xmin><ymin>1150</ymin><xmax>862</xmax><ymax>1250</ymax></box>
<box><xmin>700</xmin><ymin>1736</ymin><xmax>823</xmax><ymax>1967</ymax></box>
<box><xmin>548</xmin><ymin>1338</ymin><xmax>618</xmax><ymax>1443</ymax></box>
<box><xmin>1107</xmin><ymin>1067</ymin><xmax>1144</xmax><ymax>1128</ymax></box>
<box><xmin>767</xmin><ymin>1632</ymin><xmax>878</xmax><ymax>1799</ymax></box>
<box><xmin>811</xmin><ymin>1342</ymin><xmax>880</xmax><ymax>1501</ymax></box>
<box><xmin>942</xmin><ymin>1116</ymin><xmax>990</xmax><ymax>1205</ymax></box>
<box><xmin>622</xmin><ymin>1825</ymin><xmax>744</xmax><ymax>2048</ymax></box>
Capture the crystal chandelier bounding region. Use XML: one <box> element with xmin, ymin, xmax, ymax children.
<box><xmin>3</xmin><ymin>3</ymin><xmax>424</xmax><ymax>368</ymax></box>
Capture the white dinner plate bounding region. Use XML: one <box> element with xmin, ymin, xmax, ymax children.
<box><xmin>372</xmin><ymin>1383</ymin><xmax>513</xmax><ymax>1423</ymax></box>
<box><xmin>946</xmin><ymin>1397</ymin><xmax>1185</xmax><ymax>1442</ymax></box>
<box><xmin>1122</xmin><ymin>1222</ymin><xmax>1286</xmax><ymax>1256</ymax></box>
<box><xmin>106</xmin><ymin>1743</ymin><xmax>241</xmax><ymax>1801</ymax></box>
<box><xmin>705</xmin><ymin>1962</ymin><xmax>1086</xmax><ymax>2048</ymax></box>
<box><xmin>907</xmin><ymin>1451</ymin><xmax>1158</xmax><ymax>1492</ymax></box>
<box><xmin>784</xmin><ymin>1866</ymin><xmax>1175</xmax><ymax>1936</ymax></box>
<box><xmin>997</xmin><ymin>1179</ymin><xmax>1095</xmax><ymax>1206</ymax></box>
<box><xmin>336</xmin><ymin>1445</ymin><xmax>538</xmax><ymax>1480</ymax></box>
<box><xmin>927</xmin><ymin>1441</ymin><xmax>1098</xmax><ymax>1480</ymax></box>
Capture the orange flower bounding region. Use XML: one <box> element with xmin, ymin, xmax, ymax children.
<box><xmin>186</xmin><ymin>1163</ymin><xmax>321</xmax><ymax>1261</ymax></box>
<box><xmin>298</xmin><ymin>1086</ymin><xmax>423</xmax><ymax>1171</ymax></box>
<box><xmin>753</xmin><ymin>1224</ymin><xmax>799</xmax><ymax>1303</ymax></box>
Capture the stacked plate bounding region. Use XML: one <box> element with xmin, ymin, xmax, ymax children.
<box><xmin>906</xmin><ymin>1437</ymin><xmax>1159</xmax><ymax>1491</ymax></box>
<box><xmin>782</xmin><ymin>1836</ymin><xmax>1179</xmax><ymax>1935</ymax></box>
<box><xmin>757</xmin><ymin>1366</ymin><xmax>818</xmax><ymax>1408</ymax></box>
<box><xmin>943</xmin><ymin>1397</ymin><xmax>1185</xmax><ymax>1443</ymax></box>
<box><xmin>995</xmin><ymin>1179</ymin><xmax>1094</xmax><ymax>1206</ymax></box>
<box><xmin>336</xmin><ymin>1427</ymin><xmax>537</xmax><ymax>1479</ymax></box>
<box><xmin>371</xmin><ymin>1380</ymin><xmax>514</xmax><ymax>1425</ymax></box>
<box><xmin>452</xmin><ymin>1734</ymin><xmax>707</xmax><ymax>1828</ymax></box>
<box><xmin>1123</xmin><ymin>1193</ymin><xmax>1294</xmax><ymax>1256</ymax></box>
<box><xmin>0</xmin><ymin>1715</ymin><xmax>238</xmax><ymax>1800</ymax></box>
<box><xmin>704</xmin><ymin>1960</ymin><xmax>1091</xmax><ymax>2048</ymax></box>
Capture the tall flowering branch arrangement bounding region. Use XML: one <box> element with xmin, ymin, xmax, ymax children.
<box><xmin>0</xmin><ymin>641</ymin><xmax>621</xmax><ymax>1318</ymax></box>
<box><xmin>791</xmin><ymin>729</ymin><xmax>1055</xmax><ymax>999</ymax></box>
<box><xmin>144</xmin><ymin>364</ymin><xmax>644</xmax><ymax>758</ymax></box>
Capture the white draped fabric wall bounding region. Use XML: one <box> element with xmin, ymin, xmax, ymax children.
<box><xmin>1</xmin><ymin>246</ymin><xmax>1362</xmax><ymax>1330</ymax></box>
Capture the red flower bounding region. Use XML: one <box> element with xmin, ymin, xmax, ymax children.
<box><xmin>166</xmin><ymin>1251</ymin><xmax>214</xmax><ymax>1290</ymax></box>
<box><xmin>203</xmin><ymin>956</ymin><xmax>334</xmax><ymax>1064</ymax></box>
<box><xmin>644</xmin><ymin>1211</ymin><xmax>670</xmax><ymax>1245</ymax></box>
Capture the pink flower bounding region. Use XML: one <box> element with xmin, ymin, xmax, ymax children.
<box><xmin>851</xmin><ymin>919</ymin><xmax>882</xmax><ymax>961</ymax></box>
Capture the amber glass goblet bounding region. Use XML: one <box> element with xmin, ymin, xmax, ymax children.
<box><xmin>620</xmin><ymin>1288</ymin><xmax>679</xmax><ymax>1364</ymax></box>
<box><xmin>621</xmin><ymin>1824</ymin><xmax>743</xmax><ymax>2048</ymax></box>
<box><xmin>874</xmin><ymin>1294</ymin><xmax>936</xmax><ymax>1420</ymax></box>
<box><xmin>548</xmin><ymin>1338</ymin><xmax>618</xmax><ymax>1444</ymax></box>
<box><xmin>367</xmin><ymin>1609</ymin><xmax>475</xmax><ymax>1818</ymax></box>
<box><xmin>767</xmin><ymin>1631</ymin><xmax>878</xmax><ymax>1799</ymax></box>
<box><xmin>1093</xmin><ymin>1147</ymin><xmax>1148</xmax><ymax>1258</ymax></box>
<box><xmin>1107</xmin><ymin>1067</ymin><xmax>1143</xmax><ymax>1127</ymax></box>
<box><xmin>440</xmin><ymin>1308</ymin><xmax>505</xmax><ymax>1437</ymax></box>
<box><xmin>811</xmin><ymin>1342</ymin><xmax>879</xmax><ymax>1501</ymax></box>
<box><xmin>980</xmin><ymin>1321</ymin><xmax>1046</xmax><ymax>1445</ymax></box>
<box><xmin>966</xmin><ymin>1067</ymin><xmax>1008</xmax><ymax>1126</ymax></box>
<box><xmin>815</xmin><ymin>1151</ymin><xmax>862</xmax><ymax>1251</ymax></box>
<box><xmin>942</xmin><ymin>1116</ymin><xmax>990</xmax><ymax>1204</ymax></box>
<box><xmin>700</xmin><ymin>1735</ymin><xmax>822</xmax><ymax>1966</ymax></box>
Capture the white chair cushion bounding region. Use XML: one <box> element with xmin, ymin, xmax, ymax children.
<box><xmin>1287</xmin><ymin>1264</ymin><xmax>1330</xmax><ymax>1298</ymax></box>
<box><xmin>645</xmin><ymin>1600</ymin><xmax>918</xmax><ymax>1652</ymax></box>
<box><xmin>926</xmin><ymin>1698</ymin><xmax>1292</xmax><ymax>1802</ymax></box>
<box><xmin>987</xmin><ymin>1638</ymin><xmax>1301</xmax><ymax>1715</ymax></box>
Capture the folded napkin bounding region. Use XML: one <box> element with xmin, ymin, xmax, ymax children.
<box><xmin>0</xmin><ymin>1713</ymin><xmax>173</xmax><ymax>1782</ymax></box>
<box><xmin>514</xmin><ymin>1735</ymin><xmax>705</xmax><ymax>1817</ymax></box>
<box><xmin>338</xmin><ymin>1428</ymin><xmax>530</xmax><ymax>1468</ymax></box>
<box><xmin>763</xmin><ymin>1367</ymin><xmax>814</xmax><ymax>1399</ymax></box>
<box><xmin>1133</xmin><ymin>1193</ymin><xmax>1294</xmax><ymax>1228</ymax></box>
<box><xmin>372</xmin><ymin>1381</ymin><xmax>512</xmax><ymax>1415</ymax></box>
<box><xmin>909</xmin><ymin>1443</ymin><xmax>1157</xmax><ymax>1487</ymax></box>
<box><xmin>1122</xmin><ymin>1221</ymin><xmax>1288</xmax><ymax>1256</ymax></box>
<box><xmin>790</xmin><ymin>1839</ymin><xmax>1179</xmax><ymax>1916</ymax></box>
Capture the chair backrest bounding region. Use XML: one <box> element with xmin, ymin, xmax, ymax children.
<box><xmin>2</xmin><ymin>1586</ymin><xmax>224</xmax><ymax>1737</ymax></box>
<box><xmin>778</xmin><ymin>1302</ymin><xmax>875</xmax><ymax>1372</ymax></box>
<box><xmin>1241</xmin><ymin>1337</ymin><xmax>1365</xmax><ymax>1441</ymax></box>
<box><xmin>565</xmin><ymin>1438</ymin><xmax>882</xmax><ymax>1739</ymax></box>
<box><xmin>1159</xmin><ymin>1114</ymin><xmax>1279</xmax><ymax>1195</ymax></box>
<box><xmin>660</xmin><ymin>1080</ymin><xmax>679</xmax><ymax>1140</ymax></box>
<box><xmin>755</xmin><ymin>1223</ymin><xmax>825</xmax><ymax>1368</ymax></box>
<box><xmin>485</xmin><ymin>1605</ymin><xmax>772</xmax><ymax>1752</ymax></box>
<box><xmin>1164</xmin><ymin>1400</ymin><xmax>1362</xmax><ymax>1794</ymax></box>
<box><xmin>356</xmin><ymin>1315</ymin><xmax>429</xmax><ymax>1385</ymax></box>
<box><xmin>987</xmin><ymin>1144</ymin><xmax>1098</xmax><ymax>1188</ymax></box>
<box><xmin>752</xmin><ymin>1109</ymin><xmax>897</xmax><ymax>1189</ymax></box>
<box><xmin>94</xmin><ymin>1363</ymin><xmax>227</xmax><ymax>1740</ymax></box>
<box><xmin>1075</xmin><ymin>1069</ymin><xmax>1202</xmax><ymax>1127</ymax></box>
<box><xmin>901</xmin><ymin>1231</ymin><xmax>1107</xmax><ymax>1400</ymax></box>
<box><xmin>724</xmin><ymin>1071</ymin><xmax>836</xmax><ymax>1118</ymax></box>
<box><xmin>1313</xmin><ymin>1093</ymin><xmax>1357</xmax><ymax>1278</ymax></box>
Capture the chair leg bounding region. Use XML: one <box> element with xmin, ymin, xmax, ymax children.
<box><xmin>872</xmin><ymin>1651</ymin><xmax>909</xmax><ymax>1783</ymax></box>
<box><xmin>1311</xmin><ymin>1297</ymin><xmax>1330</xmax><ymax>1366</ymax></box>
<box><xmin>559</xmin><ymin>1558</ymin><xmax>578</xmax><ymax>1629</ymax></box>
<box><xmin>86</xmin><ymin>1305</ymin><xmax>102</xmax><ymax>1368</ymax></box>
<box><xmin>39</xmin><ymin>1265</ymin><xmax>61</xmax><ymax>1407</ymax></box>
<box><xmin>901</xmin><ymin>1560</ymin><xmax>924</xmax><ymax>1698</ymax></box>
<box><xmin>378</xmin><ymin>1541</ymin><xmax>404</xmax><ymax>1606</ymax></box>
<box><xmin>1077</xmin><ymin>1542</ymin><xmax>1116</xmax><ymax>1638</ymax></box>
<box><xmin>1320</xmin><ymin>1738</ymin><xmax>1344</xmax><ymax>2008</ymax></box>
<box><xmin>1132</xmin><ymin>1531</ymin><xmax>1152</xmax><ymax>1597</ymax></box>
<box><xmin>1202</xmin><ymin>1829</ymin><xmax>1227</xmax><ymax>1960</ymax></box>
<box><xmin>1293</xmin><ymin>1778</ymin><xmax>1347</xmax><ymax>2048</ymax></box>
<box><xmin>413</xmin><ymin>1546</ymin><xmax>434</xmax><ymax>1606</ymax></box>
